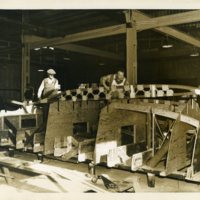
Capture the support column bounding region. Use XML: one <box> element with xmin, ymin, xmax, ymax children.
<box><xmin>21</xmin><ymin>41</ymin><xmax>30</xmax><ymax>100</ymax></box>
<box><xmin>21</xmin><ymin>13</ymin><xmax>30</xmax><ymax>101</ymax></box>
<box><xmin>125</xmin><ymin>10</ymin><xmax>137</xmax><ymax>85</ymax></box>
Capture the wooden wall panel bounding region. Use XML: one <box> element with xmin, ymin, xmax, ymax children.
<box><xmin>0</xmin><ymin>64</ymin><xmax>21</xmax><ymax>102</ymax></box>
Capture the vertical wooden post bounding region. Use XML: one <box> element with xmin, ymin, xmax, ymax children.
<box><xmin>21</xmin><ymin>13</ymin><xmax>30</xmax><ymax>101</ymax></box>
<box><xmin>125</xmin><ymin>10</ymin><xmax>137</xmax><ymax>85</ymax></box>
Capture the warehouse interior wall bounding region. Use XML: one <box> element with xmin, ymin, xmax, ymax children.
<box><xmin>0</xmin><ymin>62</ymin><xmax>21</xmax><ymax>108</ymax></box>
<box><xmin>138</xmin><ymin>56</ymin><xmax>200</xmax><ymax>86</ymax></box>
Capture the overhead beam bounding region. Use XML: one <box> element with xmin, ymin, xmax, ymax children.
<box><xmin>136</xmin><ymin>10</ymin><xmax>200</xmax><ymax>31</ymax></box>
<box><xmin>25</xmin><ymin>35</ymin><xmax>124</xmax><ymax>61</ymax></box>
<box><xmin>27</xmin><ymin>10</ymin><xmax>200</xmax><ymax>50</ymax></box>
<box><xmin>56</xmin><ymin>44</ymin><xmax>124</xmax><ymax>61</ymax></box>
<box><xmin>26</xmin><ymin>36</ymin><xmax>124</xmax><ymax>61</ymax></box>
<box><xmin>135</xmin><ymin>11</ymin><xmax>200</xmax><ymax>48</ymax></box>
<box><xmin>29</xmin><ymin>24</ymin><xmax>126</xmax><ymax>49</ymax></box>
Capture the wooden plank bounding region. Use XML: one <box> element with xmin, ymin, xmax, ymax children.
<box><xmin>56</xmin><ymin>44</ymin><xmax>124</xmax><ymax>61</ymax></box>
<box><xmin>29</xmin><ymin>24</ymin><xmax>126</xmax><ymax>48</ymax></box>
<box><xmin>0</xmin><ymin>155</ymin><xmax>108</xmax><ymax>193</ymax></box>
<box><xmin>136</xmin><ymin>10</ymin><xmax>200</xmax><ymax>31</ymax></box>
<box><xmin>152</xmin><ymin>108</ymin><xmax>199</xmax><ymax>128</ymax></box>
<box><xmin>1</xmin><ymin>167</ymin><xmax>13</xmax><ymax>184</ymax></box>
<box><xmin>146</xmin><ymin>138</ymin><xmax>170</xmax><ymax>168</ymax></box>
<box><xmin>152</xmin><ymin>108</ymin><xmax>179</xmax><ymax>119</ymax></box>
<box><xmin>125</xmin><ymin>10</ymin><xmax>137</xmax><ymax>85</ymax></box>
<box><xmin>113</xmin><ymin>102</ymin><xmax>151</xmax><ymax>113</ymax></box>
<box><xmin>165</xmin><ymin>121</ymin><xmax>190</xmax><ymax>175</ymax></box>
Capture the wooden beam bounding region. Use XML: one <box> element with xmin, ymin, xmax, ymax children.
<box><xmin>29</xmin><ymin>24</ymin><xmax>126</xmax><ymax>49</ymax></box>
<box><xmin>25</xmin><ymin>35</ymin><xmax>124</xmax><ymax>61</ymax></box>
<box><xmin>27</xmin><ymin>11</ymin><xmax>200</xmax><ymax>49</ymax></box>
<box><xmin>136</xmin><ymin>10</ymin><xmax>200</xmax><ymax>31</ymax></box>
<box><xmin>21</xmin><ymin>14</ymin><xmax>30</xmax><ymax>101</ymax></box>
<box><xmin>125</xmin><ymin>10</ymin><xmax>137</xmax><ymax>85</ymax></box>
<box><xmin>135</xmin><ymin>11</ymin><xmax>200</xmax><ymax>48</ymax></box>
<box><xmin>56</xmin><ymin>44</ymin><xmax>125</xmax><ymax>61</ymax></box>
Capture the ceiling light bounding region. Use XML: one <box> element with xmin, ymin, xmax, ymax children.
<box><xmin>190</xmin><ymin>47</ymin><xmax>199</xmax><ymax>57</ymax></box>
<box><xmin>49</xmin><ymin>47</ymin><xmax>54</xmax><ymax>50</ymax></box>
<box><xmin>162</xmin><ymin>35</ymin><xmax>173</xmax><ymax>49</ymax></box>
<box><xmin>190</xmin><ymin>52</ymin><xmax>199</xmax><ymax>57</ymax></box>
<box><xmin>43</xmin><ymin>46</ymin><xmax>48</xmax><ymax>49</ymax></box>
<box><xmin>64</xmin><ymin>57</ymin><xmax>71</xmax><ymax>61</ymax></box>
<box><xmin>162</xmin><ymin>44</ymin><xmax>173</xmax><ymax>49</ymax></box>
<box><xmin>99</xmin><ymin>62</ymin><xmax>105</xmax><ymax>66</ymax></box>
<box><xmin>38</xmin><ymin>69</ymin><xmax>44</xmax><ymax>72</ymax></box>
<box><xmin>34</xmin><ymin>47</ymin><xmax>40</xmax><ymax>51</ymax></box>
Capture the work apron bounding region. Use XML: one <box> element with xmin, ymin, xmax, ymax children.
<box><xmin>43</xmin><ymin>78</ymin><xmax>58</xmax><ymax>98</ymax></box>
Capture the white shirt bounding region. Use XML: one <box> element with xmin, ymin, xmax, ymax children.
<box><xmin>37</xmin><ymin>77</ymin><xmax>59</xmax><ymax>98</ymax></box>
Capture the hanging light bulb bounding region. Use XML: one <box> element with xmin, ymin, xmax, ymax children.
<box><xmin>190</xmin><ymin>47</ymin><xmax>199</xmax><ymax>57</ymax></box>
<box><xmin>162</xmin><ymin>35</ymin><xmax>173</xmax><ymax>49</ymax></box>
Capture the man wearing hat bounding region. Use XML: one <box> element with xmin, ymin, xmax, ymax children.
<box><xmin>37</xmin><ymin>68</ymin><xmax>60</xmax><ymax>99</ymax></box>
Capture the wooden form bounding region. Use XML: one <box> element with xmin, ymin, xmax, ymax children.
<box><xmin>94</xmin><ymin>98</ymin><xmax>200</xmax><ymax>183</ymax></box>
<box><xmin>0</xmin><ymin>108</ymin><xmax>43</xmax><ymax>151</ymax></box>
<box><xmin>44</xmin><ymin>100</ymin><xmax>103</xmax><ymax>157</ymax></box>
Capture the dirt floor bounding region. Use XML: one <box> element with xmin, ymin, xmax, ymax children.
<box><xmin>0</xmin><ymin>151</ymin><xmax>200</xmax><ymax>193</ymax></box>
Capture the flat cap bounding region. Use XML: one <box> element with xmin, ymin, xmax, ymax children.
<box><xmin>47</xmin><ymin>69</ymin><xmax>56</xmax><ymax>75</ymax></box>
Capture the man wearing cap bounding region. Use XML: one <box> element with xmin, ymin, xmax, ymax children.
<box><xmin>37</xmin><ymin>69</ymin><xmax>60</xmax><ymax>99</ymax></box>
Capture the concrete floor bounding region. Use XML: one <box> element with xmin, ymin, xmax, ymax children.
<box><xmin>0</xmin><ymin>151</ymin><xmax>200</xmax><ymax>193</ymax></box>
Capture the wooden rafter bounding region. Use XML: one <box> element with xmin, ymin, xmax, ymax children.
<box><xmin>56</xmin><ymin>44</ymin><xmax>124</xmax><ymax>61</ymax></box>
<box><xmin>136</xmin><ymin>10</ymin><xmax>200</xmax><ymax>31</ymax></box>
<box><xmin>29</xmin><ymin>24</ymin><xmax>126</xmax><ymax>49</ymax></box>
<box><xmin>135</xmin><ymin>11</ymin><xmax>200</xmax><ymax>48</ymax></box>
<box><xmin>25</xmin><ymin>36</ymin><xmax>124</xmax><ymax>61</ymax></box>
<box><xmin>26</xmin><ymin>10</ymin><xmax>200</xmax><ymax>55</ymax></box>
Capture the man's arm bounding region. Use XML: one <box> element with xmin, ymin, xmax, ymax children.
<box><xmin>37</xmin><ymin>80</ymin><xmax>44</xmax><ymax>98</ymax></box>
<box><xmin>54</xmin><ymin>79</ymin><xmax>59</xmax><ymax>90</ymax></box>
<box><xmin>124</xmin><ymin>78</ymin><xmax>129</xmax><ymax>86</ymax></box>
<box><xmin>100</xmin><ymin>75</ymin><xmax>111</xmax><ymax>90</ymax></box>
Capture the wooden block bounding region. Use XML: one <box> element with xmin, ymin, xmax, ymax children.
<box><xmin>72</xmin><ymin>96</ymin><xmax>77</xmax><ymax>102</ymax></box>
<box><xmin>162</xmin><ymin>85</ymin><xmax>169</xmax><ymax>91</ymax></box>
<box><xmin>61</xmin><ymin>148</ymin><xmax>78</xmax><ymax>160</ymax></box>
<box><xmin>137</xmin><ymin>85</ymin><xmax>144</xmax><ymax>91</ymax></box>
<box><xmin>33</xmin><ymin>144</ymin><xmax>44</xmax><ymax>153</ymax></box>
<box><xmin>87</xmin><ymin>88</ymin><xmax>93</xmax><ymax>93</ymax></box>
<box><xmin>65</xmin><ymin>90</ymin><xmax>71</xmax><ymax>96</ymax></box>
<box><xmin>1</xmin><ymin>167</ymin><xmax>13</xmax><ymax>185</ymax></box>
<box><xmin>94</xmin><ymin>95</ymin><xmax>100</xmax><ymax>100</ymax></box>
<box><xmin>144</xmin><ymin>91</ymin><xmax>151</xmax><ymax>97</ymax></box>
<box><xmin>76</xmin><ymin>89</ymin><xmax>81</xmax><ymax>95</ymax></box>
<box><xmin>54</xmin><ymin>147</ymin><xmax>69</xmax><ymax>157</ymax></box>
<box><xmin>99</xmin><ymin>87</ymin><xmax>104</xmax><ymax>93</ymax></box>
<box><xmin>166</xmin><ymin>89</ymin><xmax>174</xmax><ymax>96</ymax></box>
<box><xmin>157</xmin><ymin>90</ymin><xmax>164</xmax><ymax>97</ymax></box>
<box><xmin>82</xmin><ymin>95</ymin><xmax>88</xmax><ymax>101</ymax></box>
